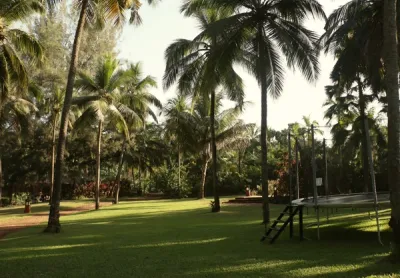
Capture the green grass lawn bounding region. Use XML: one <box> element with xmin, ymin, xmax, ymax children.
<box><xmin>0</xmin><ymin>198</ymin><xmax>399</xmax><ymax>277</ymax></box>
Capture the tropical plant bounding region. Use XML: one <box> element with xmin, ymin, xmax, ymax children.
<box><xmin>188</xmin><ymin>93</ymin><xmax>250</xmax><ymax>199</ymax></box>
<box><xmin>0</xmin><ymin>84</ymin><xmax>40</xmax><ymax>205</ymax></box>
<box><xmin>113</xmin><ymin>62</ymin><xmax>160</xmax><ymax>204</ymax></box>
<box><xmin>0</xmin><ymin>0</ymin><xmax>43</xmax><ymax>95</ymax></box>
<box><xmin>164</xmin><ymin>8</ymin><xmax>244</xmax><ymax>212</ymax></box>
<box><xmin>181</xmin><ymin>0</ymin><xmax>325</xmax><ymax>222</ymax></box>
<box><xmin>164</xmin><ymin>95</ymin><xmax>193</xmax><ymax>197</ymax></box>
<box><xmin>0</xmin><ymin>0</ymin><xmax>44</xmax><ymax>206</ymax></box>
<box><xmin>72</xmin><ymin>56</ymin><xmax>157</xmax><ymax>209</ymax></box>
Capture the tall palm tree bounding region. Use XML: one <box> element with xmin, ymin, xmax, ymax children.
<box><xmin>72</xmin><ymin>56</ymin><xmax>149</xmax><ymax>210</ymax></box>
<box><xmin>189</xmin><ymin>93</ymin><xmax>250</xmax><ymax>199</ymax></box>
<box><xmin>164</xmin><ymin>95</ymin><xmax>193</xmax><ymax>197</ymax></box>
<box><xmin>384</xmin><ymin>0</ymin><xmax>400</xmax><ymax>258</ymax></box>
<box><xmin>164</xmin><ymin>8</ymin><xmax>244</xmax><ymax>212</ymax></box>
<box><xmin>46</xmin><ymin>0</ymin><xmax>159</xmax><ymax>233</ymax></box>
<box><xmin>43</xmin><ymin>88</ymin><xmax>77</xmax><ymax>203</ymax></box>
<box><xmin>321</xmin><ymin>2</ymin><xmax>389</xmax><ymax>194</ymax></box>
<box><xmin>182</xmin><ymin>0</ymin><xmax>325</xmax><ymax>223</ymax></box>
<box><xmin>0</xmin><ymin>0</ymin><xmax>43</xmax><ymax>206</ymax></box>
<box><xmin>113</xmin><ymin>63</ymin><xmax>160</xmax><ymax>204</ymax></box>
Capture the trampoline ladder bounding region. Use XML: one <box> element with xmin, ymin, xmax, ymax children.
<box><xmin>261</xmin><ymin>205</ymin><xmax>300</xmax><ymax>244</ymax></box>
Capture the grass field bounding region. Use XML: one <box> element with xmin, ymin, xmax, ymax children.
<box><xmin>0</xmin><ymin>198</ymin><xmax>399</xmax><ymax>277</ymax></box>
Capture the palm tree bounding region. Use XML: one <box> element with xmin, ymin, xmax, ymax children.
<box><xmin>125</xmin><ymin>123</ymin><xmax>168</xmax><ymax>193</ymax></box>
<box><xmin>0</xmin><ymin>0</ymin><xmax>43</xmax><ymax>95</ymax></box>
<box><xmin>113</xmin><ymin>63</ymin><xmax>160</xmax><ymax>204</ymax></box>
<box><xmin>72</xmin><ymin>56</ymin><xmax>150</xmax><ymax>210</ymax></box>
<box><xmin>164</xmin><ymin>8</ymin><xmax>245</xmax><ymax>212</ymax></box>
<box><xmin>0</xmin><ymin>84</ymin><xmax>39</xmax><ymax>205</ymax></box>
<box><xmin>182</xmin><ymin>0</ymin><xmax>325</xmax><ymax>222</ymax></box>
<box><xmin>164</xmin><ymin>95</ymin><xmax>192</xmax><ymax>198</ymax></box>
<box><xmin>383</xmin><ymin>0</ymin><xmax>400</xmax><ymax>258</ymax></box>
<box><xmin>189</xmin><ymin>93</ymin><xmax>250</xmax><ymax>199</ymax></box>
<box><xmin>0</xmin><ymin>0</ymin><xmax>43</xmax><ymax>206</ymax></box>
<box><xmin>42</xmin><ymin>88</ymin><xmax>78</xmax><ymax>203</ymax></box>
<box><xmin>46</xmin><ymin>0</ymin><xmax>159</xmax><ymax>233</ymax></box>
<box><xmin>321</xmin><ymin>3</ymin><xmax>389</xmax><ymax>194</ymax></box>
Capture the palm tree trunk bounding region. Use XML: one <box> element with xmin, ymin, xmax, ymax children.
<box><xmin>49</xmin><ymin>115</ymin><xmax>57</xmax><ymax>203</ymax></box>
<box><xmin>45</xmin><ymin>0</ymin><xmax>89</xmax><ymax>233</ymax></box>
<box><xmin>138</xmin><ymin>158</ymin><xmax>142</xmax><ymax>194</ymax></box>
<box><xmin>238</xmin><ymin>150</ymin><xmax>242</xmax><ymax>175</ymax></box>
<box><xmin>0</xmin><ymin>158</ymin><xmax>3</xmax><ymax>207</ymax></box>
<box><xmin>384</xmin><ymin>0</ymin><xmax>400</xmax><ymax>258</ymax></box>
<box><xmin>357</xmin><ymin>78</ymin><xmax>371</xmax><ymax>193</ymax></box>
<box><xmin>131</xmin><ymin>167</ymin><xmax>134</xmax><ymax>185</ymax></box>
<box><xmin>210</xmin><ymin>90</ymin><xmax>220</xmax><ymax>212</ymax></box>
<box><xmin>259</xmin><ymin>27</ymin><xmax>269</xmax><ymax>224</ymax></box>
<box><xmin>95</xmin><ymin>120</ymin><xmax>103</xmax><ymax>210</ymax></box>
<box><xmin>114</xmin><ymin>138</ymin><xmax>127</xmax><ymax>204</ymax></box>
<box><xmin>178</xmin><ymin>145</ymin><xmax>181</xmax><ymax>198</ymax></box>
<box><xmin>199</xmin><ymin>155</ymin><xmax>208</xmax><ymax>199</ymax></box>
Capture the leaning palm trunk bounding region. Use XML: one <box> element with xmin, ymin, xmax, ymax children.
<box><xmin>49</xmin><ymin>115</ymin><xmax>57</xmax><ymax>203</ymax></box>
<box><xmin>384</xmin><ymin>0</ymin><xmax>400</xmax><ymax>258</ymax></box>
<box><xmin>0</xmin><ymin>159</ymin><xmax>2</xmax><ymax>207</ymax></box>
<box><xmin>199</xmin><ymin>154</ymin><xmax>208</xmax><ymax>199</ymax></box>
<box><xmin>259</xmin><ymin>28</ymin><xmax>270</xmax><ymax>224</ymax></box>
<box><xmin>357</xmin><ymin>79</ymin><xmax>371</xmax><ymax>193</ymax></box>
<box><xmin>114</xmin><ymin>138</ymin><xmax>127</xmax><ymax>204</ymax></box>
<box><xmin>210</xmin><ymin>90</ymin><xmax>220</xmax><ymax>212</ymax></box>
<box><xmin>95</xmin><ymin>120</ymin><xmax>103</xmax><ymax>210</ymax></box>
<box><xmin>45</xmin><ymin>0</ymin><xmax>89</xmax><ymax>233</ymax></box>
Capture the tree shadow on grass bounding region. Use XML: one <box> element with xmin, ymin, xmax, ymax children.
<box><xmin>0</xmin><ymin>203</ymin><xmax>399</xmax><ymax>277</ymax></box>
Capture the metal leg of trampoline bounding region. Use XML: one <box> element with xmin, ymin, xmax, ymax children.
<box><xmin>374</xmin><ymin>205</ymin><xmax>383</xmax><ymax>246</ymax></box>
<box><xmin>317</xmin><ymin>206</ymin><xmax>320</xmax><ymax>240</ymax></box>
<box><xmin>299</xmin><ymin>206</ymin><xmax>304</xmax><ymax>241</ymax></box>
<box><xmin>289</xmin><ymin>206</ymin><xmax>294</xmax><ymax>239</ymax></box>
<box><xmin>326</xmin><ymin>208</ymin><xmax>329</xmax><ymax>223</ymax></box>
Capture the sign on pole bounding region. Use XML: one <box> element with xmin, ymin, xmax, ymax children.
<box><xmin>316</xmin><ymin>178</ymin><xmax>323</xmax><ymax>187</ymax></box>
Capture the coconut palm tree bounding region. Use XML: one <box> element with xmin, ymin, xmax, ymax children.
<box><xmin>0</xmin><ymin>83</ymin><xmax>40</xmax><ymax>205</ymax></box>
<box><xmin>0</xmin><ymin>0</ymin><xmax>43</xmax><ymax>96</ymax></box>
<box><xmin>320</xmin><ymin>2</ymin><xmax>390</xmax><ymax>195</ymax></box>
<box><xmin>0</xmin><ymin>0</ymin><xmax>43</xmax><ymax>206</ymax></box>
<box><xmin>113</xmin><ymin>63</ymin><xmax>160</xmax><ymax>204</ymax></box>
<box><xmin>182</xmin><ymin>0</ymin><xmax>325</xmax><ymax>222</ymax></box>
<box><xmin>124</xmin><ymin>123</ymin><xmax>168</xmax><ymax>193</ymax></box>
<box><xmin>383</xmin><ymin>0</ymin><xmax>400</xmax><ymax>258</ymax></box>
<box><xmin>42</xmin><ymin>87</ymin><xmax>78</xmax><ymax>203</ymax></box>
<box><xmin>72</xmin><ymin>56</ymin><xmax>152</xmax><ymax>210</ymax></box>
<box><xmin>188</xmin><ymin>93</ymin><xmax>251</xmax><ymax>200</ymax></box>
<box><xmin>163</xmin><ymin>95</ymin><xmax>193</xmax><ymax>197</ymax></box>
<box><xmin>164</xmin><ymin>8</ymin><xmax>245</xmax><ymax>212</ymax></box>
<box><xmin>46</xmin><ymin>0</ymin><xmax>160</xmax><ymax>233</ymax></box>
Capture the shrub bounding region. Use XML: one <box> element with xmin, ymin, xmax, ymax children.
<box><xmin>0</xmin><ymin>197</ymin><xmax>10</xmax><ymax>207</ymax></box>
<box><xmin>11</xmin><ymin>192</ymin><xmax>30</xmax><ymax>205</ymax></box>
<box><xmin>149</xmin><ymin>164</ymin><xmax>191</xmax><ymax>198</ymax></box>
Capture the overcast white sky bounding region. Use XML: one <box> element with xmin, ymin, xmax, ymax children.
<box><xmin>116</xmin><ymin>0</ymin><xmax>350</xmax><ymax>131</ymax></box>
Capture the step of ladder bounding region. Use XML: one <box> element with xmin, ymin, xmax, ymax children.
<box><xmin>261</xmin><ymin>205</ymin><xmax>300</xmax><ymax>244</ymax></box>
